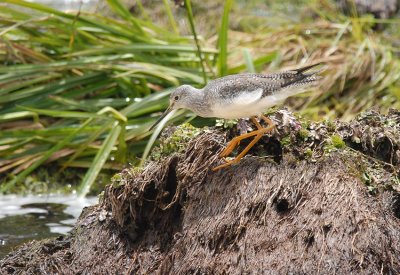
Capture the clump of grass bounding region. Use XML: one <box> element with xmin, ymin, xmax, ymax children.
<box><xmin>0</xmin><ymin>0</ymin><xmax>218</xmax><ymax>195</ymax></box>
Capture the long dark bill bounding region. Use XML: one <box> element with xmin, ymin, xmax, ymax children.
<box><xmin>149</xmin><ymin>105</ymin><xmax>173</xmax><ymax>131</ymax></box>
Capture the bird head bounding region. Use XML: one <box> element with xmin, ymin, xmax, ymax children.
<box><xmin>149</xmin><ymin>85</ymin><xmax>194</xmax><ymax>131</ymax></box>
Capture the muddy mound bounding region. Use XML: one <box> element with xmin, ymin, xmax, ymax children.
<box><xmin>1</xmin><ymin>110</ymin><xmax>399</xmax><ymax>274</ymax></box>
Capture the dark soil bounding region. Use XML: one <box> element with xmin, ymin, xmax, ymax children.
<box><xmin>1</xmin><ymin>109</ymin><xmax>399</xmax><ymax>274</ymax></box>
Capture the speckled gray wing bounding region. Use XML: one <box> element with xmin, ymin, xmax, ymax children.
<box><xmin>205</xmin><ymin>63</ymin><xmax>321</xmax><ymax>100</ymax></box>
<box><xmin>205</xmin><ymin>74</ymin><xmax>282</xmax><ymax>101</ymax></box>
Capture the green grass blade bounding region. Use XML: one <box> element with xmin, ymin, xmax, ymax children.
<box><xmin>78</xmin><ymin>122</ymin><xmax>122</xmax><ymax>197</ymax></box>
<box><xmin>139</xmin><ymin>109</ymin><xmax>184</xmax><ymax>167</ymax></box>
<box><xmin>0</xmin><ymin>111</ymin><xmax>38</xmax><ymax>122</ymax></box>
<box><xmin>0</xmin><ymin>118</ymin><xmax>93</xmax><ymax>193</ymax></box>
<box><xmin>162</xmin><ymin>0</ymin><xmax>179</xmax><ymax>35</ymax></box>
<box><xmin>243</xmin><ymin>49</ymin><xmax>256</xmax><ymax>73</ymax></box>
<box><xmin>61</xmin><ymin>120</ymin><xmax>114</xmax><ymax>170</ymax></box>
<box><xmin>106</xmin><ymin>0</ymin><xmax>146</xmax><ymax>36</ymax></box>
<box><xmin>2</xmin><ymin>0</ymin><xmax>150</xmax><ymax>42</ymax></box>
<box><xmin>184</xmin><ymin>0</ymin><xmax>207</xmax><ymax>84</ymax></box>
<box><xmin>18</xmin><ymin>106</ymin><xmax>107</xmax><ymax>119</ymax></box>
<box><xmin>217</xmin><ymin>0</ymin><xmax>233</xmax><ymax>76</ymax></box>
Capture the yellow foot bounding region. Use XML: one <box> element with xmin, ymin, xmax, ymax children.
<box><xmin>212</xmin><ymin>159</ymin><xmax>239</xmax><ymax>171</ymax></box>
<box><xmin>213</xmin><ymin>115</ymin><xmax>276</xmax><ymax>172</ymax></box>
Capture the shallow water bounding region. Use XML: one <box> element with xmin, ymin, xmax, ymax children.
<box><xmin>0</xmin><ymin>195</ymin><xmax>97</xmax><ymax>259</ymax></box>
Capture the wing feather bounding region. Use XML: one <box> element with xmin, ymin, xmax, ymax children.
<box><xmin>231</xmin><ymin>88</ymin><xmax>263</xmax><ymax>106</ymax></box>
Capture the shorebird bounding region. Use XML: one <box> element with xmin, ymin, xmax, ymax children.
<box><xmin>150</xmin><ymin>63</ymin><xmax>322</xmax><ymax>171</ymax></box>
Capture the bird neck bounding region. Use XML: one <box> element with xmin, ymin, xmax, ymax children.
<box><xmin>184</xmin><ymin>87</ymin><xmax>208</xmax><ymax>116</ymax></box>
<box><xmin>186</xmin><ymin>86</ymin><xmax>202</xmax><ymax>99</ymax></box>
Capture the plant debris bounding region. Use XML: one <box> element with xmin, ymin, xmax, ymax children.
<box><xmin>1</xmin><ymin>109</ymin><xmax>399</xmax><ymax>274</ymax></box>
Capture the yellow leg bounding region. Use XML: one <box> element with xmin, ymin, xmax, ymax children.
<box><xmin>213</xmin><ymin>117</ymin><xmax>275</xmax><ymax>171</ymax></box>
<box><xmin>260</xmin><ymin>114</ymin><xmax>275</xmax><ymax>128</ymax></box>
<box><xmin>219</xmin><ymin>117</ymin><xmax>261</xmax><ymax>158</ymax></box>
<box><xmin>251</xmin><ymin>116</ymin><xmax>263</xmax><ymax>130</ymax></box>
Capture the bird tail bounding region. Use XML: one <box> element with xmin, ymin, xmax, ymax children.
<box><xmin>281</xmin><ymin>63</ymin><xmax>323</xmax><ymax>89</ymax></box>
<box><xmin>292</xmin><ymin>62</ymin><xmax>323</xmax><ymax>74</ymax></box>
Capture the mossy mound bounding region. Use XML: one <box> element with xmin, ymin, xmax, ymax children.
<box><xmin>1</xmin><ymin>109</ymin><xmax>399</xmax><ymax>274</ymax></box>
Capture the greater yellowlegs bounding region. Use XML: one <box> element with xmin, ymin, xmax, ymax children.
<box><xmin>150</xmin><ymin>63</ymin><xmax>322</xmax><ymax>170</ymax></box>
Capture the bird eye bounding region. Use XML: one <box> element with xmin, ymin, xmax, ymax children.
<box><xmin>174</xmin><ymin>95</ymin><xmax>179</xmax><ymax>101</ymax></box>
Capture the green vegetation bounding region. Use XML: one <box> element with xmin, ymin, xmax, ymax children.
<box><xmin>0</xmin><ymin>0</ymin><xmax>219</xmax><ymax>195</ymax></box>
<box><xmin>330</xmin><ymin>134</ymin><xmax>346</xmax><ymax>149</ymax></box>
<box><xmin>150</xmin><ymin>123</ymin><xmax>202</xmax><ymax>161</ymax></box>
<box><xmin>323</xmin><ymin>134</ymin><xmax>347</xmax><ymax>154</ymax></box>
<box><xmin>1</xmin><ymin>0</ymin><xmax>399</xmax><ymax>195</ymax></box>
<box><xmin>298</xmin><ymin>129</ymin><xmax>310</xmax><ymax>141</ymax></box>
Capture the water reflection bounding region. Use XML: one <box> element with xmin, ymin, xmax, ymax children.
<box><xmin>0</xmin><ymin>195</ymin><xmax>97</xmax><ymax>259</ymax></box>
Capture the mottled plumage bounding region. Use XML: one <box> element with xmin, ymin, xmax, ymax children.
<box><xmin>150</xmin><ymin>63</ymin><xmax>322</xmax><ymax>128</ymax></box>
<box><xmin>150</xmin><ymin>63</ymin><xmax>323</xmax><ymax>171</ymax></box>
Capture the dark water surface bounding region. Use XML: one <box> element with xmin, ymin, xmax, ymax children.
<box><xmin>0</xmin><ymin>195</ymin><xmax>97</xmax><ymax>259</ymax></box>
